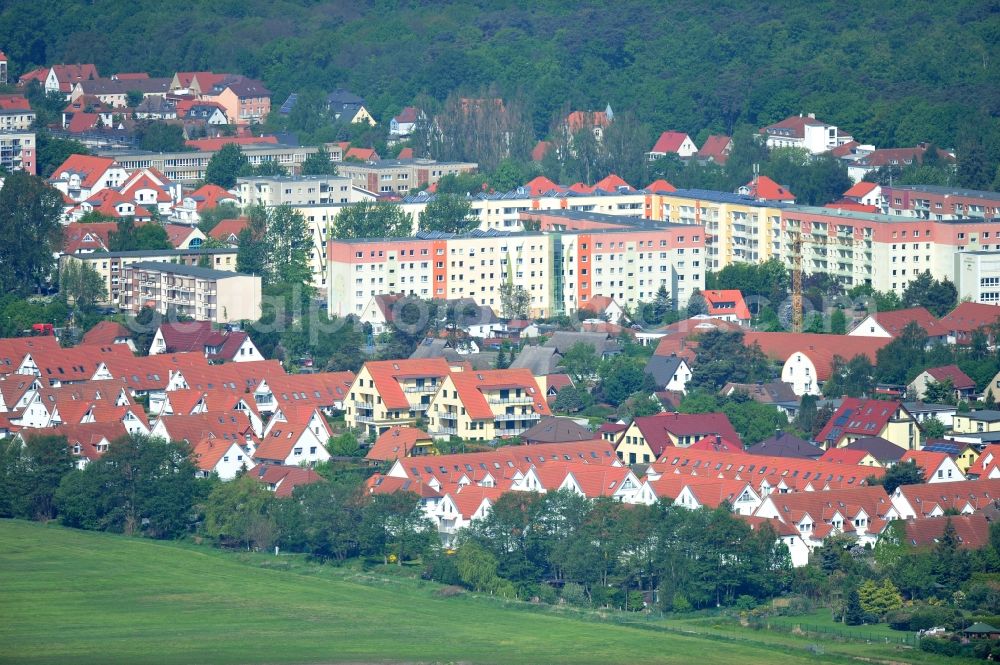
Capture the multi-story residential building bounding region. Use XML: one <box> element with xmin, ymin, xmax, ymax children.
<box><xmin>99</xmin><ymin>143</ymin><xmax>318</xmax><ymax>184</ymax></box>
<box><xmin>327</xmin><ymin>211</ymin><xmax>704</xmax><ymax>318</ymax></box>
<box><xmin>0</xmin><ymin>95</ymin><xmax>36</xmax><ymax>131</ymax></box>
<box><xmin>954</xmin><ymin>251</ymin><xmax>1000</xmax><ymax>305</ymax></box>
<box><xmin>63</xmin><ymin>248</ymin><xmax>239</xmax><ymax>304</ymax></box>
<box><xmin>426</xmin><ymin>369</ymin><xmax>550</xmax><ymax>440</ymax></box>
<box><xmin>0</xmin><ymin>130</ymin><xmax>35</xmax><ymax>174</ymax></box>
<box><xmin>759</xmin><ymin>113</ymin><xmax>854</xmax><ymax>154</ymax></box>
<box><xmin>236</xmin><ymin>174</ymin><xmax>357</xmax><ymax>207</ymax></box>
<box><xmin>652</xmin><ymin>189</ymin><xmax>787</xmax><ymax>269</ymax></box>
<box><xmin>338</xmin><ymin>158</ymin><xmax>477</xmax><ymax>195</ymax></box>
<box><xmin>344</xmin><ymin>359</ymin><xmax>453</xmax><ymax>436</ymax></box>
<box><xmin>203</xmin><ymin>76</ymin><xmax>271</xmax><ymax>125</ymax></box>
<box><xmin>879</xmin><ymin>184</ymin><xmax>1000</xmax><ymax>221</ymax></box>
<box><xmin>121</xmin><ymin>261</ymin><xmax>261</xmax><ymax>324</ymax></box>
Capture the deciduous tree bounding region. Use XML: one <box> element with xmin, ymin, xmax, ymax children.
<box><xmin>0</xmin><ymin>171</ymin><xmax>64</xmax><ymax>295</ymax></box>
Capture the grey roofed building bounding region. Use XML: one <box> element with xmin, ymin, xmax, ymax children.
<box><xmin>510</xmin><ymin>346</ymin><xmax>562</xmax><ymax>375</ymax></box>
<box><xmin>327</xmin><ymin>88</ymin><xmax>365</xmax><ymax>114</ymax></box>
<box><xmin>844</xmin><ymin>436</ymin><xmax>906</xmax><ymax>464</ymax></box>
<box><xmin>543</xmin><ymin>331</ymin><xmax>620</xmax><ymax>357</ymax></box>
<box><xmin>408</xmin><ymin>338</ymin><xmax>497</xmax><ymax>370</ymax></box>
<box><xmin>722</xmin><ymin>381</ymin><xmax>798</xmax><ymax>405</ymax></box>
<box><xmin>76</xmin><ymin>77</ymin><xmax>173</xmax><ymax>96</ymax></box>
<box><xmin>522</xmin><ymin>416</ymin><xmax>594</xmax><ymax>444</ymax></box>
<box><xmin>644</xmin><ymin>355</ymin><xmax>687</xmax><ymax>389</ymax></box>
<box><xmin>746</xmin><ymin>431</ymin><xmax>821</xmax><ymax>459</ymax></box>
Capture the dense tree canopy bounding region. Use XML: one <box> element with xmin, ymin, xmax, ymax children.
<box><xmin>1</xmin><ymin>1</ymin><xmax>995</xmax><ymax>180</ymax></box>
<box><xmin>0</xmin><ymin>171</ymin><xmax>64</xmax><ymax>295</ymax></box>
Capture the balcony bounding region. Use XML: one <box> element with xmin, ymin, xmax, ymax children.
<box><xmin>353</xmin><ymin>400</ymin><xmax>373</xmax><ymax>410</ymax></box>
<box><xmin>354</xmin><ymin>413</ymin><xmax>376</xmax><ymax>424</ymax></box>
<box><xmin>431</xmin><ymin>427</ymin><xmax>458</xmax><ymax>437</ymax></box>
<box><xmin>494</xmin><ymin>412</ymin><xmax>541</xmax><ymax>422</ymax></box>
<box><xmin>411</xmin><ymin>402</ymin><xmax>430</xmax><ymax>411</ymax></box>
<box><xmin>487</xmin><ymin>395</ymin><xmax>534</xmax><ymax>405</ymax></box>
<box><xmin>403</xmin><ymin>385</ymin><xmax>438</xmax><ymax>394</ymax></box>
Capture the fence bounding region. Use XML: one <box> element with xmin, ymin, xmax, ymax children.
<box><xmin>745</xmin><ymin>617</ymin><xmax>919</xmax><ymax>646</ymax></box>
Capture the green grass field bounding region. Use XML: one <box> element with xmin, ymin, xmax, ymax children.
<box><xmin>0</xmin><ymin>520</ymin><xmax>957</xmax><ymax>665</ymax></box>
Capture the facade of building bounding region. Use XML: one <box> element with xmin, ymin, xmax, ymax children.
<box><xmin>121</xmin><ymin>262</ymin><xmax>260</xmax><ymax>323</ymax></box>
<box><xmin>328</xmin><ymin>212</ymin><xmax>704</xmax><ymax>318</ymax></box>
<box><xmin>879</xmin><ymin>184</ymin><xmax>1000</xmax><ymax>222</ymax></box>
<box><xmin>344</xmin><ymin>359</ymin><xmax>453</xmax><ymax>436</ymax></box>
<box><xmin>98</xmin><ymin>143</ymin><xmax>318</xmax><ymax>184</ymax></box>
<box><xmin>63</xmin><ymin>248</ymin><xmax>239</xmax><ymax>304</ymax></box>
<box><xmin>760</xmin><ymin>114</ymin><xmax>854</xmax><ymax>154</ymax></box>
<box><xmin>955</xmin><ymin>251</ymin><xmax>1000</xmax><ymax>305</ymax></box>
<box><xmin>0</xmin><ymin>130</ymin><xmax>35</xmax><ymax>174</ymax></box>
<box><xmin>0</xmin><ymin>95</ymin><xmax>36</xmax><ymax>131</ymax></box>
<box><xmin>426</xmin><ymin>369</ymin><xmax>550</xmax><ymax>440</ymax></box>
<box><xmin>236</xmin><ymin>174</ymin><xmax>357</xmax><ymax>207</ymax></box>
<box><xmin>338</xmin><ymin>158</ymin><xmax>477</xmax><ymax>195</ymax></box>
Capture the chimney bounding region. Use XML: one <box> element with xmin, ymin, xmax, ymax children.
<box><xmin>808</xmin><ymin>113</ymin><xmax>816</xmax><ymax>119</ymax></box>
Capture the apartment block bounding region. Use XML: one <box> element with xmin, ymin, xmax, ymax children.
<box><xmin>0</xmin><ymin>95</ymin><xmax>36</xmax><ymax>131</ymax></box>
<box><xmin>236</xmin><ymin>174</ymin><xmax>357</xmax><ymax>207</ymax></box>
<box><xmin>880</xmin><ymin>184</ymin><xmax>1000</xmax><ymax>222</ymax></box>
<box><xmin>652</xmin><ymin>189</ymin><xmax>786</xmax><ymax>269</ymax></box>
<box><xmin>327</xmin><ymin>211</ymin><xmax>704</xmax><ymax>318</ymax></box>
<box><xmin>344</xmin><ymin>359</ymin><xmax>453</xmax><ymax>436</ymax></box>
<box><xmin>955</xmin><ymin>251</ymin><xmax>1000</xmax><ymax>305</ymax></box>
<box><xmin>426</xmin><ymin>369</ymin><xmax>550</xmax><ymax>440</ymax></box>
<box><xmin>122</xmin><ymin>262</ymin><xmax>261</xmax><ymax>323</ymax></box>
<box><xmin>338</xmin><ymin>158</ymin><xmax>478</xmax><ymax>195</ymax></box>
<box><xmin>63</xmin><ymin>248</ymin><xmax>239</xmax><ymax>304</ymax></box>
<box><xmin>0</xmin><ymin>130</ymin><xmax>35</xmax><ymax>174</ymax></box>
<box><xmin>99</xmin><ymin>143</ymin><xmax>318</xmax><ymax>184</ymax></box>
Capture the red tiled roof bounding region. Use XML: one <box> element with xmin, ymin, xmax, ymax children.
<box><xmin>33</xmin><ymin>344</ymin><xmax>135</xmax><ymax>384</ymax></box>
<box><xmin>255</xmin><ymin>464</ymin><xmax>322</xmax><ymax>498</ymax></box>
<box><xmin>818</xmin><ymin>447</ymin><xmax>873</xmax><ymax>465</ymax></box>
<box><xmin>630</xmin><ymin>412</ymin><xmax>741</xmax><ymax>456</ymax></box>
<box><xmin>158</xmin><ymin>410</ymin><xmax>256</xmax><ymax>448</ymax></box>
<box><xmin>644</xmin><ymin>179</ymin><xmax>677</xmax><ymax>193</ymax></box>
<box><xmin>396</xmin><ymin>147</ymin><xmax>414</xmax><ymax>159</ymax></box>
<box><xmin>81</xmin><ymin>321</ymin><xmax>132</xmax><ymax>347</ymax></box>
<box><xmin>701</xmin><ymin>289</ymin><xmax>751</xmax><ymax>320</ymax></box>
<box><xmin>815</xmin><ymin>398</ymin><xmax>907</xmax><ymax>447</ymax></box>
<box><xmin>18</xmin><ymin>68</ymin><xmax>49</xmax><ymax>86</ymax></box>
<box><xmin>449</xmin><ymin>369</ymin><xmax>550</xmax><ymax>420</ymax></box>
<box><xmin>50</xmin><ymin>155</ymin><xmax>117</xmax><ymax>189</ymax></box>
<box><xmin>531</xmin><ymin>141</ymin><xmax>552</xmax><ymax>162</ymax></box>
<box><xmin>62</xmin><ymin>222</ymin><xmax>117</xmax><ymax>253</ymax></box>
<box><xmin>924</xmin><ymin>364</ymin><xmax>975</xmax><ymax>390</ymax></box>
<box><xmin>695</xmin><ymin>135</ymin><xmax>732</xmax><ymax>164</ymax></box>
<box><xmin>364</xmin><ymin>359</ymin><xmax>452</xmax><ymax>411</ymax></box>
<box><xmin>99</xmin><ymin>352</ymin><xmax>211</xmax><ymax>392</ymax></box>
<box><xmin>940</xmin><ymin>302</ymin><xmax>1000</xmax><ymax>339</ymax></box>
<box><xmin>744</xmin><ymin>175</ymin><xmax>795</xmax><ymax>201</ymax></box>
<box><xmin>743</xmin><ymin>332</ymin><xmax>890</xmax><ymax>381</ymax></box>
<box><xmin>689</xmin><ymin>435</ymin><xmax>743</xmax><ymax>453</ymax></box>
<box><xmin>208</xmin><ymin>217</ymin><xmax>248</xmax><ymax>242</ymax></box>
<box><xmin>0</xmin><ymin>94</ymin><xmax>31</xmax><ymax>111</ymax></box>
<box><xmin>760</xmin><ymin>115</ymin><xmax>828</xmax><ymax>138</ymax></box>
<box><xmin>186</xmin><ymin>184</ymin><xmax>237</xmax><ymax>211</ymax></box>
<box><xmin>843</xmin><ymin>181</ymin><xmax>879</xmax><ymax>199</ymax></box>
<box><xmin>764</xmin><ymin>485</ymin><xmax>894</xmax><ymax>526</ymax></box>
<box><xmin>900</xmin><ymin>449</ymin><xmax>957</xmax><ymax>481</ymax></box>
<box><xmin>830</xmin><ymin>140</ymin><xmax>861</xmax><ymax>158</ymax></box>
<box><xmin>265</xmin><ymin>371</ymin><xmax>355</xmax><ymax>409</ymax></box>
<box><xmin>650</xmin><ymin>131</ymin><xmax>692</xmax><ymax>154</ymax></box>
<box><xmin>254</xmin><ymin>407</ymin><xmax>329</xmax><ymax>462</ymax></box>
<box><xmin>163</xmin><ymin>224</ymin><xmax>200</xmax><ymax>248</ymax></box>
<box><xmin>66</xmin><ymin>113</ymin><xmax>100</xmax><ymax>133</ymax></box>
<box><xmin>524</xmin><ymin>175</ymin><xmax>562</xmax><ymax>196</ymax></box>
<box><xmin>190</xmin><ymin>437</ymin><xmax>245</xmax><ymax>472</ymax></box>
<box><xmin>894</xmin><ymin>478</ymin><xmax>1000</xmax><ymax>517</ymax></box>
<box><xmin>367</xmin><ymin>426</ymin><xmax>433</xmax><ymax>462</ymax></box>
<box><xmin>824</xmin><ymin>200</ymin><xmax>879</xmax><ymax>213</ymax></box>
<box><xmin>50</xmin><ymin>64</ymin><xmax>99</xmax><ymax>92</ymax></box>
<box><xmin>345</xmin><ymin>147</ymin><xmax>378</xmax><ymax>161</ymax></box>
<box><xmin>904</xmin><ymin>515</ymin><xmax>990</xmax><ymax>550</ymax></box>
<box><xmin>592</xmin><ymin>174</ymin><xmax>632</xmax><ymax>193</ymax></box>
<box><xmin>862</xmin><ymin>307</ymin><xmax>945</xmax><ymax>337</ymax></box>
<box><xmin>565</xmin><ymin>110</ymin><xmax>611</xmax><ymax>132</ymax></box>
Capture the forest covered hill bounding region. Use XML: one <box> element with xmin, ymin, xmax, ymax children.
<box><xmin>1</xmin><ymin>0</ymin><xmax>998</xmax><ymax>164</ymax></box>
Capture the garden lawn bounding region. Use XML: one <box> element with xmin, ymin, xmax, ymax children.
<box><xmin>0</xmin><ymin>520</ymin><xmax>848</xmax><ymax>665</ymax></box>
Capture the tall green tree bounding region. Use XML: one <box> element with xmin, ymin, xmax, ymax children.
<box><xmin>204</xmin><ymin>143</ymin><xmax>250</xmax><ymax>189</ymax></box>
<box><xmin>332</xmin><ymin>200</ymin><xmax>412</xmax><ymax>239</ymax></box>
<box><xmin>0</xmin><ymin>171</ymin><xmax>64</xmax><ymax>295</ymax></box>
<box><xmin>419</xmin><ymin>193</ymin><xmax>478</xmax><ymax>234</ymax></box>
<box><xmin>201</xmin><ymin>475</ymin><xmax>276</xmax><ymax>550</ymax></box>
<box><xmin>300</xmin><ymin>147</ymin><xmax>338</xmax><ymax>176</ymax></box>
<box><xmin>237</xmin><ymin>205</ymin><xmax>311</xmax><ymax>287</ymax></box>
<box><xmin>60</xmin><ymin>260</ymin><xmax>107</xmax><ymax>308</ymax></box>
<box><xmin>558</xmin><ymin>342</ymin><xmax>600</xmax><ymax>383</ymax></box>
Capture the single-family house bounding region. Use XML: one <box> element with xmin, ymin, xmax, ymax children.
<box><xmin>614</xmin><ymin>411</ymin><xmax>741</xmax><ymax>464</ymax></box>
<box><xmin>815</xmin><ymin>398</ymin><xmax>920</xmax><ymax>450</ymax></box>
<box><xmin>647</xmin><ymin>131</ymin><xmax>698</xmax><ymax>160</ymax></box>
<box><xmin>908</xmin><ymin>365</ymin><xmax>977</xmax><ymax>402</ymax></box>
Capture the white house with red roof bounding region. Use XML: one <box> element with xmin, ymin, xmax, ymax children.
<box><xmin>938</xmin><ymin>302</ymin><xmax>1000</xmax><ymax>345</ymax></box>
<box><xmin>743</xmin><ymin>332</ymin><xmax>891</xmax><ymax>396</ymax></box>
<box><xmin>118</xmin><ymin>168</ymin><xmax>182</xmax><ymax>216</ymax></box>
<box><xmin>389</xmin><ymin>106</ymin><xmax>425</xmax><ymax>137</ymax></box>
<box><xmin>208</xmin><ymin>217</ymin><xmax>248</xmax><ymax>245</ymax></box>
<box><xmin>49</xmin><ymin>154</ymin><xmax>128</xmax><ymax>203</ymax></box>
<box><xmin>759</xmin><ymin>113</ymin><xmax>853</xmax><ymax>154</ymax></box>
<box><xmin>173</xmin><ymin>184</ymin><xmax>238</xmax><ymax>224</ymax></box>
<box><xmin>842</xmin><ymin>181</ymin><xmax>883</xmax><ymax>208</ymax></box>
<box><xmin>891</xmin><ymin>478</ymin><xmax>1000</xmax><ymax>519</ymax></box>
<box><xmin>908</xmin><ymin>365</ymin><xmax>977</xmax><ymax>402</ymax></box>
<box><xmin>255</xmin><ymin>406</ymin><xmax>332</xmax><ymax>466</ymax></box>
<box><xmin>68</xmin><ymin>189</ymin><xmax>154</xmax><ymax>222</ymax></box>
<box><xmin>149</xmin><ymin>321</ymin><xmax>261</xmax><ymax>363</ymax></box>
<box><xmin>900</xmin><ymin>449</ymin><xmax>964</xmax><ymax>483</ymax></box>
<box><xmin>700</xmin><ymin>289</ymin><xmax>751</xmax><ymax>326</ymax></box>
<box><xmin>647</xmin><ymin>131</ymin><xmax>698</xmax><ymax>160</ymax></box>
<box><xmin>45</xmin><ymin>64</ymin><xmax>99</xmax><ymax>96</ymax></box>
<box><xmin>848</xmin><ymin>306</ymin><xmax>946</xmax><ymax>342</ymax></box>
<box><xmin>191</xmin><ymin>438</ymin><xmax>253</xmax><ymax>480</ymax></box>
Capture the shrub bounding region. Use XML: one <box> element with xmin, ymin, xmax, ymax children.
<box><xmin>561</xmin><ymin>582</ymin><xmax>588</xmax><ymax>606</ymax></box>
<box><xmin>672</xmin><ymin>593</ymin><xmax>693</xmax><ymax>613</ymax></box>
<box><xmin>736</xmin><ymin>594</ymin><xmax>757</xmax><ymax>611</ymax></box>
